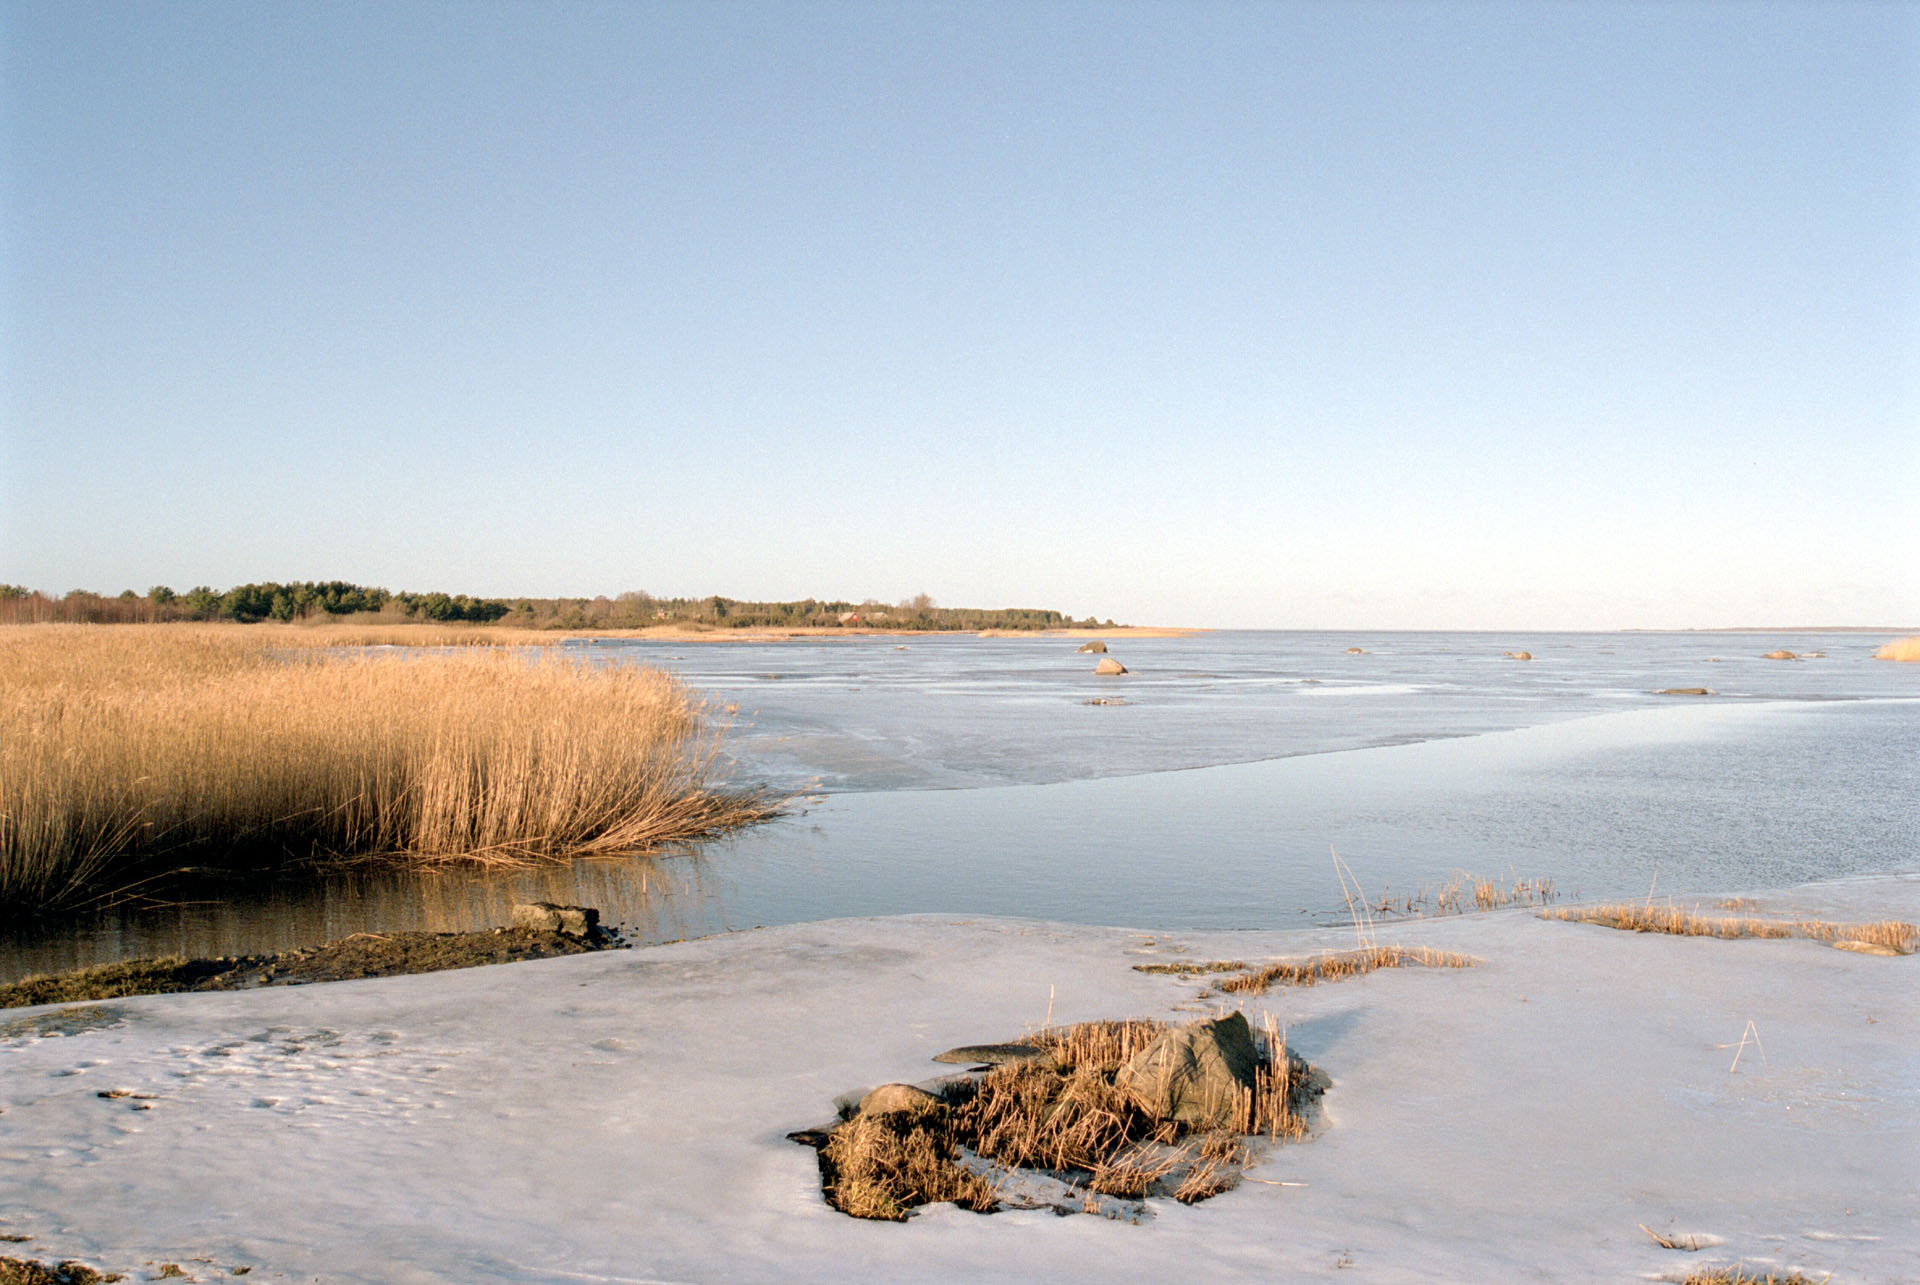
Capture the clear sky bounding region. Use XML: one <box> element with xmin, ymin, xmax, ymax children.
<box><xmin>3</xmin><ymin>1</ymin><xmax>1915</xmax><ymax>629</ymax></box>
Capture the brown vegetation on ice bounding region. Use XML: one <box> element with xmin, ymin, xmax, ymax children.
<box><xmin>1135</xmin><ymin>946</ymin><xmax>1476</xmax><ymax>993</ymax></box>
<box><xmin>1215</xmin><ymin>946</ymin><xmax>1476</xmax><ymax>993</ymax></box>
<box><xmin>1542</xmin><ymin>904</ymin><xmax>1916</xmax><ymax>953</ymax></box>
<box><xmin>808</xmin><ymin>1014</ymin><xmax>1320</xmax><ymax>1221</ymax></box>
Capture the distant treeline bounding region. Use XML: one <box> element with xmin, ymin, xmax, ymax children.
<box><xmin>0</xmin><ymin>584</ymin><xmax>1113</xmax><ymax>632</ymax></box>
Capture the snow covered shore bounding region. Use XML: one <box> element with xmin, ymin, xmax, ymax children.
<box><xmin>3</xmin><ymin>875</ymin><xmax>1915</xmax><ymax>1283</ymax></box>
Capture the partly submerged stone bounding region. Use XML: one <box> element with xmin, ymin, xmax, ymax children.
<box><xmin>931</xmin><ymin>1043</ymin><xmax>1048</xmax><ymax>1066</ymax></box>
<box><xmin>1763</xmin><ymin>650</ymin><xmax>1798</xmax><ymax>661</ymax></box>
<box><xmin>1095</xmin><ymin>657</ymin><xmax>1128</xmax><ymax>675</ymax></box>
<box><xmin>510</xmin><ymin>902</ymin><xmax>599</xmax><ymax>937</ymax></box>
<box><xmin>856</xmin><ymin>1083</ymin><xmax>943</xmax><ymax>1116</ymax></box>
<box><xmin>1832</xmin><ymin>940</ymin><xmax>1906</xmax><ymax>957</ymax></box>
<box><xmin>1346</xmin><ymin>647</ymin><xmax>1365</xmax><ymax>654</ymax></box>
<box><xmin>1115</xmin><ymin>1013</ymin><xmax>1258</xmax><ymax>1130</ymax></box>
<box><xmin>1077</xmin><ymin>640</ymin><xmax>1109</xmax><ymax>653</ymax></box>
<box><xmin>1504</xmin><ymin>650</ymin><xmax>1533</xmax><ymax>661</ymax></box>
<box><xmin>1656</xmin><ymin>688</ymin><xmax>1716</xmax><ymax>696</ymax></box>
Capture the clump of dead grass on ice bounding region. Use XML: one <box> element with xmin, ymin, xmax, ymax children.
<box><xmin>819</xmin><ymin>1100</ymin><xmax>998</xmax><ymax>1220</ymax></box>
<box><xmin>811</xmin><ymin>1013</ymin><xmax>1320</xmax><ymax>1221</ymax></box>
<box><xmin>1542</xmin><ymin>904</ymin><xmax>1916</xmax><ymax>954</ymax></box>
<box><xmin>1679</xmin><ymin>1267</ymin><xmax>1819</xmax><ymax>1285</ymax></box>
<box><xmin>1137</xmin><ymin>946</ymin><xmax>1476</xmax><ymax>994</ymax></box>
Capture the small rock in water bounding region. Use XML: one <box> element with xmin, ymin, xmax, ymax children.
<box><xmin>931</xmin><ymin>1043</ymin><xmax>1047</xmax><ymax>1066</ymax></box>
<box><xmin>1504</xmin><ymin>650</ymin><xmax>1533</xmax><ymax>661</ymax></box>
<box><xmin>1763</xmin><ymin>650</ymin><xmax>1798</xmax><ymax>661</ymax></box>
<box><xmin>1077</xmin><ymin>640</ymin><xmax>1109</xmax><ymax>653</ymax></box>
<box><xmin>510</xmin><ymin>902</ymin><xmax>600</xmax><ymax>937</ymax></box>
<box><xmin>856</xmin><ymin>1083</ymin><xmax>942</xmax><ymax>1116</ymax></box>
<box><xmin>1656</xmin><ymin>688</ymin><xmax>1715</xmax><ymax>696</ymax></box>
<box><xmin>1346</xmin><ymin>647</ymin><xmax>1365</xmax><ymax>654</ymax></box>
<box><xmin>1095</xmin><ymin>657</ymin><xmax>1128</xmax><ymax>675</ymax></box>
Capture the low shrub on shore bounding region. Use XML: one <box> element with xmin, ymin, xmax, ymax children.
<box><xmin>0</xmin><ymin>625</ymin><xmax>774</xmax><ymax>916</ymax></box>
<box><xmin>1542</xmin><ymin>904</ymin><xmax>1916</xmax><ymax>954</ymax></box>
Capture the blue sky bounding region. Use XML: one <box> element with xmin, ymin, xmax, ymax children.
<box><xmin>4</xmin><ymin>1</ymin><xmax>1915</xmax><ymax>628</ymax></box>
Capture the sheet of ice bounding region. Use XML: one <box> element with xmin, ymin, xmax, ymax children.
<box><xmin>606</xmin><ymin>629</ymin><xmax>1919</xmax><ymax>794</ymax></box>
<box><xmin>3</xmin><ymin>876</ymin><xmax>1915</xmax><ymax>1282</ymax></box>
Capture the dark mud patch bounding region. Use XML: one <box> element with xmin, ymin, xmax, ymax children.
<box><xmin>0</xmin><ymin>925</ymin><xmax>623</xmax><ymax>1010</ymax></box>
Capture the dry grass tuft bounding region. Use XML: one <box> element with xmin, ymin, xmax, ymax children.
<box><xmin>1170</xmin><ymin>1130</ymin><xmax>1248</xmax><ymax>1204</ymax></box>
<box><xmin>819</xmin><ymin>1101</ymin><xmax>997</xmax><ymax>1221</ymax></box>
<box><xmin>1026</xmin><ymin>1017</ymin><xmax>1169</xmax><ymax>1068</ymax></box>
<box><xmin>1210</xmin><ymin>946</ymin><xmax>1477</xmax><ymax>995</ymax></box>
<box><xmin>1365</xmin><ymin>870</ymin><xmax>1558</xmax><ymax>918</ymax></box>
<box><xmin>808</xmin><ymin>1012</ymin><xmax>1321</xmax><ymax>1221</ymax></box>
<box><xmin>0</xmin><ymin>624</ymin><xmax>775</xmax><ymax>915</ymax></box>
<box><xmin>959</xmin><ymin>1059</ymin><xmax>1160</xmax><ymax>1175</ymax></box>
<box><xmin>1680</xmin><ymin>1268</ymin><xmax>1818</xmax><ymax>1285</ymax></box>
<box><xmin>1542</xmin><ymin>904</ymin><xmax>1917</xmax><ymax>954</ymax></box>
<box><xmin>1874</xmin><ymin>635</ymin><xmax>1920</xmax><ymax>662</ymax></box>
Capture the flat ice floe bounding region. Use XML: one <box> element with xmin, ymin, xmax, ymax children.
<box><xmin>2</xmin><ymin>876</ymin><xmax>1916</xmax><ymax>1283</ymax></box>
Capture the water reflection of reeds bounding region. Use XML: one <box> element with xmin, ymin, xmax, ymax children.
<box><xmin>0</xmin><ymin>853</ymin><xmax>726</xmax><ymax>986</ymax></box>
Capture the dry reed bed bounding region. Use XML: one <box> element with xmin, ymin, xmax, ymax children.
<box><xmin>817</xmin><ymin>1016</ymin><xmax>1318</xmax><ymax>1221</ymax></box>
<box><xmin>1542</xmin><ymin>903</ymin><xmax>1917</xmax><ymax>954</ymax></box>
<box><xmin>0</xmin><ymin>625</ymin><xmax>773</xmax><ymax>914</ymax></box>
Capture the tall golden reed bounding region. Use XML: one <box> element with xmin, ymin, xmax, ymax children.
<box><xmin>0</xmin><ymin>625</ymin><xmax>773</xmax><ymax>914</ymax></box>
<box><xmin>1875</xmin><ymin>635</ymin><xmax>1920</xmax><ymax>662</ymax></box>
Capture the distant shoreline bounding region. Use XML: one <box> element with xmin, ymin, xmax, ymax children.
<box><xmin>1621</xmin><ymin>625</ymin><xmax>1919</xmax><ymax>634</ymax></box>
<box><xmin>557</xmin><ymin>623</ymin><xmax>1205</xmax><ymax>642</ymax></box>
